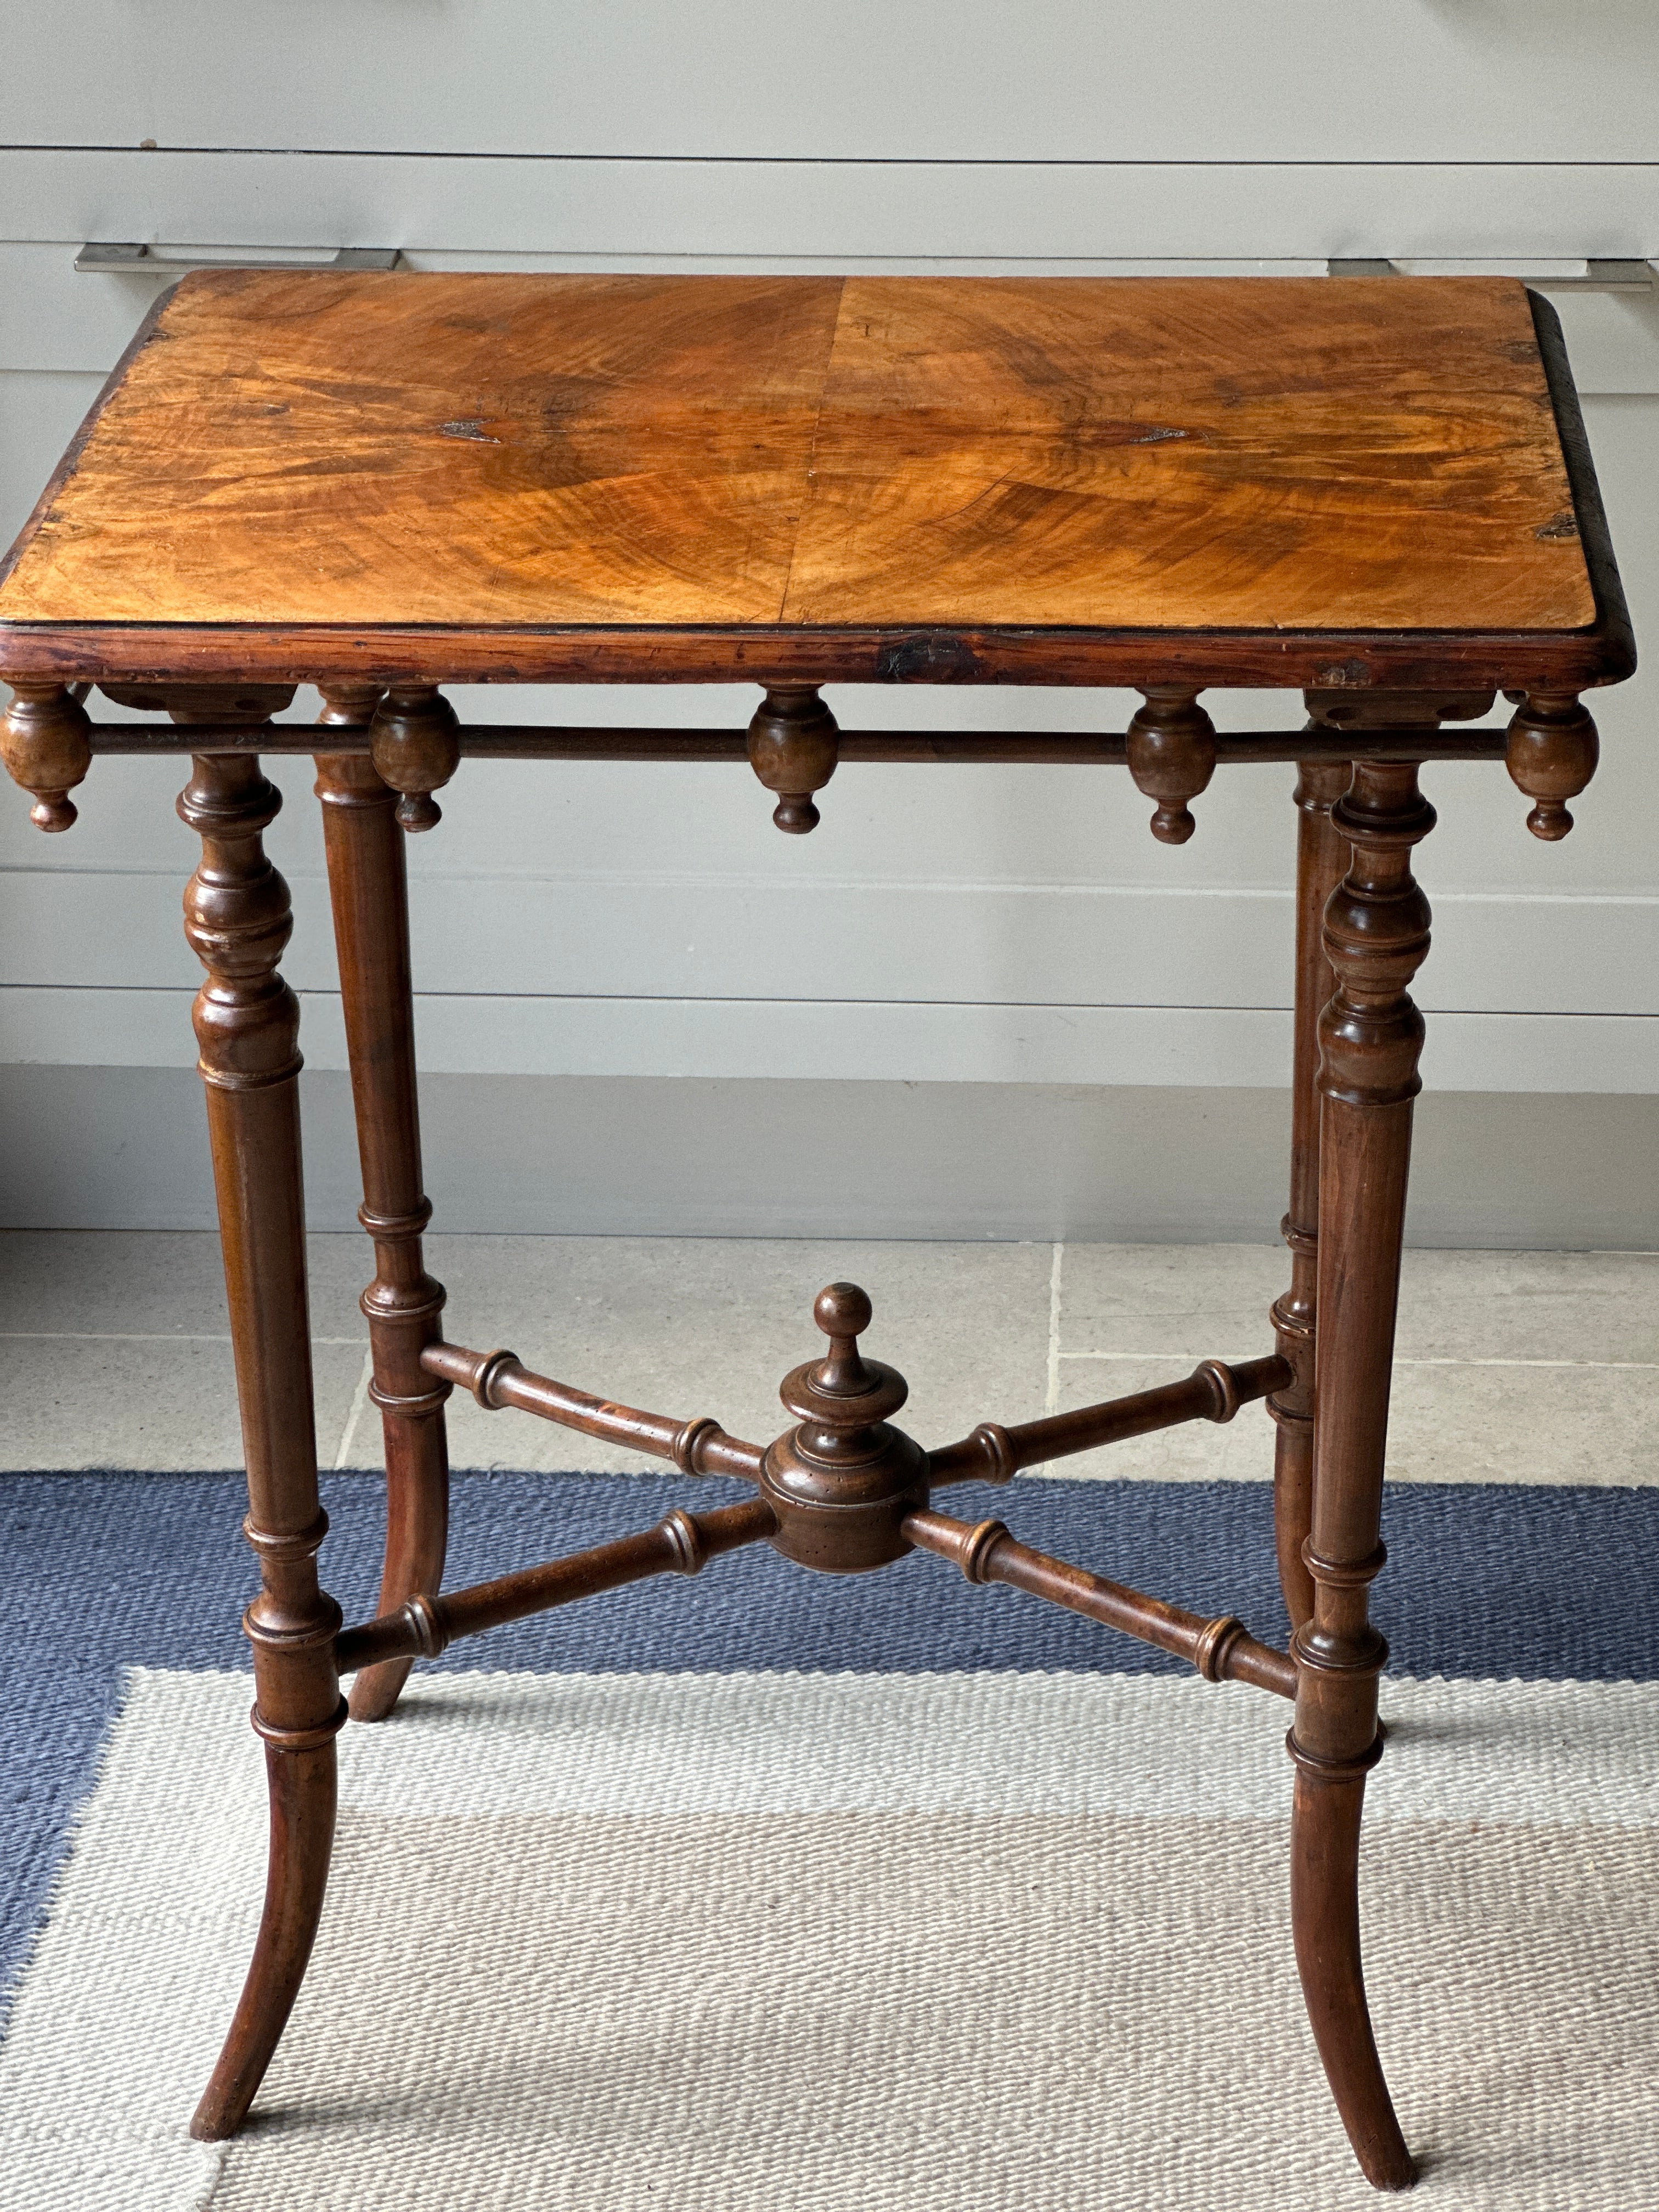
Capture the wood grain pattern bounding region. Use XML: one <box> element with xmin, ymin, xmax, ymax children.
<box><xmin>0</xmin><ymin>272</ymin><xmax>840</xmax><ymax>627</ymax></box>
<box><xmin>0</xmin><ymin>270</ymin><xmax>1624</xmax><ymax>691</ymax></box>
<box><xmin>785</xmin><ymin>276</ymin><xmax>1594</xmax><ymax>632</ymax></box>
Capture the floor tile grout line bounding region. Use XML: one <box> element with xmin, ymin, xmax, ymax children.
<box><xmin>1397</xmin><ymin>1357</ymin><xmax>1659</xmax><ymax>1370</ymax></box>
<box><xmin>1056</xmin><ymin>1351</ymin><xmax>1659</xmax><ymax>1370</ymax></box>
<box><xmin>1045</xmin><ymin>1241</ymin><xmax>1064</xmax><ymax>1416</ymax></box>
<box><xmin>0</xmin><ymin>1331</ymin><xmax>370</xmax><ymax>1345</ymax></box>
<box><xmin>332</xmin><ymin>1350</ymin><xmax>376</xmax><ymax>1471</ymax></box>
<box><xmin>3</xmin><ymin>1333</ymin><xmax>1648</xmax><ymax>1371</ymax></box>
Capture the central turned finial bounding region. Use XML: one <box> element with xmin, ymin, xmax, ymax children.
<box><xmin>760</xmin><ymin>1282</ymin><xmax>927</xmax><ymax>1573</ymax></box>
<box><xmin>811</xmin><ymin>1281</ymin><xmax>874</xmax><ymax>1396</ymax></box>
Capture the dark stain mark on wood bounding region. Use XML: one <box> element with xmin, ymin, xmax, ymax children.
<box><xmin>1314</xmin><ymin>658</ymin><xmax>1375</xmax><ymax>688</ymax></box>
<box><xmin>875</xmin><ymin>632</ymin><xmax>982</xmax><ymax>681</ymax></box>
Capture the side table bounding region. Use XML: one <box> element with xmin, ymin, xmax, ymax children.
<box><xmin>0</xmin><ymin>270</ymin><xmax>1633</xmax><ymax>2191</ymax></box>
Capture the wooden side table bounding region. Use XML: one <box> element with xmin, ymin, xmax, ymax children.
<box><xmin>0</xmin><ymin>271</ymin><xmax>1633</xmax><ymax>2190</ymax></box>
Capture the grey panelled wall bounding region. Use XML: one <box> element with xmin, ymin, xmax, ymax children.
<box><xmin>2</xmin><ymin>9</ymin><xmax>1657</xmax><ymax>1239</ymax></box>
<box><xmin>5</xmin><ymin>1069</ymin><xmax>1656</xmax><ymax>1251</ymax></box>
<box><xmin>5</xmin><ymin>3</ymin><xmax>1659</xmax><ymax>162</ymax></box>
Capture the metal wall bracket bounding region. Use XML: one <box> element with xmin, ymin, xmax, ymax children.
<box><xmin>75</xmin><ymin>242</ymin><xmax>403</xmax><ymax>275</ymax></box>
<box><xmin>1327</xmin><ymin>257</ymin><xmax>1655</xmax><ymax>294</ymax></box>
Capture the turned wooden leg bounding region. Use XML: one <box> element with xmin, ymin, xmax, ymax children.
<box><xmin>1290</xmin><ymin>757</ymin><xmax>1434</xmax><ymax>2192</ymax></box>
<box><xmin>315</xmin><ymin>695</ymin><xmax>451</xmax><ymax>1724</ymax></box>
<box><xmin>180</xmin><ymin>751</ymin><xmax>345</xmax><ymax>2142</ymax></box>
<box><xmin>1269</xmin><ymin>758</ymin><xmax>1350</xmax><ymax>1632</ymax></box>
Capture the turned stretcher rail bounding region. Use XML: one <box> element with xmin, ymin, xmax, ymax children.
<box><xmin>334</xmin><ymin>1495</ymin><xmax>778</xmax><ymax>1673</ymax></box>
<box><xmin>78</xmin><ymin>720</ymin><xmax>1510</xmax><ymax>764</ymax></box>
<box><xmin>421</xmin><ymin>1340</ymin><xmax>766</xmax><ymax>1478</ymax></box>
<box><xmin>927</xmin><ymin>1353</ymin><xmax>1291</xmax><ymax>1485</ymax></box>
<box><xmin>422</xmin><ymin>1340</ymin><xmax>1285</xmax><ymax>1489</ymax></box>
<box><xmin>902</xmin><ymin>1505</ymin><xmax>1299</xmax><ymax>1699</ymax></box>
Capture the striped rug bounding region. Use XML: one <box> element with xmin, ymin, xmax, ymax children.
<box><xmin>2</xmin><ymin>1471</ymin><xmax>1656</xmax><ymax>2209</ymax></box>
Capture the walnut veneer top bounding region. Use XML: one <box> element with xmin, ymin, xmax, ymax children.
<box><xmin>0</xmin><ymin>270</ymin><xmax>1630</xmax><ymax>690</ymax></box>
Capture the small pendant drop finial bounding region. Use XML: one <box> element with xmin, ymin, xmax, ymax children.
<box><xmin>369</xmin><ymin>686</ymin><xmax>461</xmax><ymax>832</ymax></box>
<box><xmin>747</xmin><ymin>686</ymin><xmax>839</xmax><ymax>833</ymax></box>
<box><xmin>1</xmin><ymin>683</ymin><xmax>93</xmax><ymax>832</ymax></box>
<box><xmin>1127</xmin><ymin>687</ymin><xmax>1217</xmax><ymax>844</ymax></box>
<box><xmin>1505</xmin><ymin>691</ymin><xmax>1598</xmax><ymax>840</ymax></box>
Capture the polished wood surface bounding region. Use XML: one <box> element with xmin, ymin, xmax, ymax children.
<box><xmin>902</xmin><ymin>1504</ymin><xmax>1297</xmax><ymax>1700</ymax></box>
<box><xmin>0</xmin><ymin>271</ymin><xmax>1629</xmax><ymax>690</ymax></box>
<box><xmin>313</xmin><ymin>721</ymin><xmax>452</xmax><ymax>1725</ymax></box>
<box><xmin>334</xmin><ymin>1497</ymin><xmax>781</xmax><ymax>1676</ymax></box>
<box><xmin>787</xmin><ymin>278</ymin><xmax>1593</xmax><ymax>633</ymax></box>
<box><xmin>1269</xmin><ymin>748</ymin><xmax>1351</xmax><ymax>1631</ymax></box>
<box><xmin>925</xmin><ymin>1353</ymin><xmax>1288</xmax><ymax>1486</ymax></box>
<box><xmin>0</xmin><ymin>681</ymin><xmax>92</xmax><ymax>830</ymax></box>
<box><xmin>420</xmin><ymin>1338</ymin><xmax>766</xmax><ymax>1479</ymax></box>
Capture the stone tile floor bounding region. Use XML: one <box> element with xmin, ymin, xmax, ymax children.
<box><xmin>2</xmin><ymin>1232</ymin><xmax>1654</xmax><ymax>1486</ymax></box>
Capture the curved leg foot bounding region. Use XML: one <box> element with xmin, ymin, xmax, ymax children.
<box><xmin>350</xmin><ymin>1663</ymin><xmax>411</xmax><ymax>1725</ymax></box>
<box><xmin>1290</xmin><ymin>1758</ymin><xmax>1415</xmax><ymax>2190</ymax></box>
<box><xmin>191</xmin><ymin>1741</ymin><xmax>338</xmax><ymax>2141</ymax></box>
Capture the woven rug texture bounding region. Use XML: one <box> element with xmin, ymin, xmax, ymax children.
<box><xmin>0</xmin><ymin>1470</ymin><xmax>1655</xmax><ymax>2210</ymax></box>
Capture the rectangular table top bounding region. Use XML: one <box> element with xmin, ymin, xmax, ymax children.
<box><xmin>0</xmin><ymin>271</ymin><xmax>1631</xmax><ymax>693</ymax></box>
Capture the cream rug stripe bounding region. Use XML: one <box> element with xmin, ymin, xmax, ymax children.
<box><xmin>219</xmin><ymin>1810</ymin><xmax>1657</xmax><ymax>2212</ymax></box>
<box><xmin>1</xmin><ymin>1668</ymin><xmax>1656</xmax><ymax>2208</ymax></box>
<box><xmin>323</xmin><ymin>1668</ymin><xmax>1656</xmax><ymax>1825</ymax></box>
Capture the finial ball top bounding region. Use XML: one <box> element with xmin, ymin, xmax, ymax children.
<box><xmin>815</xmin><ymin>1282</ymin><xmax>872</xmax><ymax>1341</ymax></box>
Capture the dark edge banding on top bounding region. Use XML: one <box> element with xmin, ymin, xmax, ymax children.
<box><xmin>0</xmin><ymin>282</ymin><xmax>187</xmax><ymax>597</ymax></box>
<box><xmin>1528</xmin><ymin>286</ymin><xmax>1637</xmax><ymax>683</ymax></box>
<box><xmin>0</xmin><ymin>618</ymin><xmax>1633</xmax><ymax>694</ymax></box>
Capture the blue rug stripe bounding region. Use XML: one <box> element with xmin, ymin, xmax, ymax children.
<box><xmin>4</xmin><ymin>1468</ymin><xmax>1653</xmax><ymax>1679</ymax></box>
<box><xmin>3</xmin><ymin>1468</ymin><xmax>1657</xmax><ymax>2032</ymax></box>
